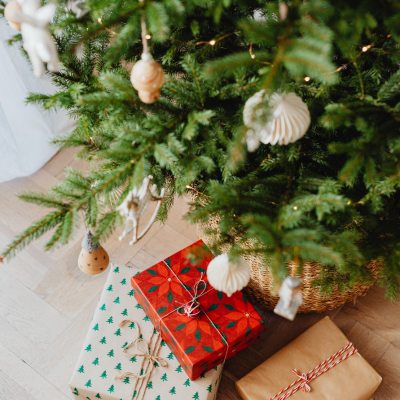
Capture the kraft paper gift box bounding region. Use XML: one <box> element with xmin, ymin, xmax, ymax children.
<box><xmin>70</xmin><ymin>264</ymin><xmax>223</xmax><ymax>400</ymax></box>
<box><xmin>131</xmin><ymin>240</ymin><xmax>265</xmax><ymax>381</ymax></box>
<box><xmin>236</xmin><ymin>316</ymin><xmax>382</xmax><ymax>400</ymax></box>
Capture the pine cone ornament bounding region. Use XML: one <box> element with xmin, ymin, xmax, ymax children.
<box><xmin>243</xmin><ymin>91</ymin><xmax>311</xmax><ymax>150</ymax></box>
<box><xmin>4</xmin><ymin>0</ymin><xmax>22</xmax><ymax>31</ymax></box>
<box><xmin>130</xmin><ymin>54</ymin><xmax>165</xmax><ymax>104</ymax></box>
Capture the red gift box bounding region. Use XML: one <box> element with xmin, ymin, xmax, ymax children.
<box><xmin>131</xmin><ymin>240</ymin><xmax>264</xmax><ymax>380</ymax></box>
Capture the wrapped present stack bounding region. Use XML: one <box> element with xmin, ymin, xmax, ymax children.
<box><xmin>70</xmin><ymin>263</ymin><xmax>223</xmax><ymax>400</ymax></box>
<box><xmin>131</xmin><ymin>240</ymin><xmax>265</xmax><ymax>380</ymax></box>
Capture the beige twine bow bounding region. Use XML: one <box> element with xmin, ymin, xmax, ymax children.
<box><xmin>114</xmin><ymin>319</ymin><xmax>168</xmax><ymax>400</ymax></box>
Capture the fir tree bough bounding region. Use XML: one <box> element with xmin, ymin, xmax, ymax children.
<box><xmin>1</xmin><ymin>0</ymin><xmax>400</xmax><ymax>299</ymax></box>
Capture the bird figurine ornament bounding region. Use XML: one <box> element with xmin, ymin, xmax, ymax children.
<box><xmin>117</xmin><ymin>175</ymin><xmax>165</xmax><ymax>245</ymax></box>
<box><xmin>11</xmin><ymin>0</ymin><xmax>59</xmax><ymax>78</ymax></box>
<box><xmin>274</xmin><ymin>276</ymin><xmax>303</xmax><ymax>321</ymax></box>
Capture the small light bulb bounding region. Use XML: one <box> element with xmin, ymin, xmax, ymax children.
<box><xmin>98</xmin><ymin>18</ymin><xmax>102</xmax><ymax>24</ymax></box>
<box><xmin>186</xmin><ymin>185</ymin><xmax>191</xmax><ymax>189</ymax></box>
<box><xmin>293</xmin><ymin>206</ymin><xmax>298</xmax><ymax>210</ymax></box>
<box><xmin>387</xmin><ymin>34</ymin><xmax>391</xmax><ymax>38</ymax></box>
<box><xmin>304</xmin><ymin>76</ymin><xmax>310</xmax><ymax>82</ymax></box>
<box><xmin>145</xmin><ymin>34</ymin><xmax>151</xmax><ymax>39</ymax></box>
<box><xmin>347</xmin><ymin>201</ymin><xmax>351</xmax><ymax>205</ymax></box>
<box><xmin>209</xmin><ymin>40</ymin><xmax>216</xmax><ymax>46</ymax></box>
<box><xmin>86</xmin><ymin>28</ymin><xmax>89</xmax><ymax>31</ymax></box>
<box><xmin>362</xmin><ymin>46</ymin><xmax>368</xmax><ymax>52</ymax></box>
<box><xmin>251</xmin><ymin>54</ymin><xmax>255</xmax><ymax>59</ymax></box>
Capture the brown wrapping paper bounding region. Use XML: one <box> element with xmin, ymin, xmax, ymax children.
<box><xmin>236</xmin><ymin>317</ymin><xmax>382</xmax><ymax>400</ymax></box>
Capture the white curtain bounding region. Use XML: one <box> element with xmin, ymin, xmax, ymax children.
<box><xmin>0</xmin><ymin>17</ymin><xmax>76</xmax><ymax>183</ymax></box>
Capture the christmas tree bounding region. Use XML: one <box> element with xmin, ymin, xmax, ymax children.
<box><xmin>92</xmin><ymin>323</ymin><xmax>99</xmax><ymax>331</ymax></box>
<box><xmin>184</xmin><ymin>378</ymin><xmax>191</xmax><ymax>387</ymax></box>
<box><xmin>93</xmin><ymin>357</ymin><xmax>100</xmax><ymax>366</ymax></box>
<box><xmin>123</xmin><ymin>376</ymin><xmax>130</xmax><ymax>384</ymax></box>
<box><xmin>84</xmin><ymin>379</ymin><xmax>92</xmax><ymax>388</ymax></box>
<box><xmin>161</xmin><ymin>373</ymin><xmax>168</xmax><ymax>381</ymax></box>
<box><xmin>77</xmin><ymin>365</ymin><xmax>85</xmax><ymax>373</ymax></box>
<box><xmin>106</xmin><ymin>316</ymin><xmax>113</xmax><ymax>324</ymax></box>
<box><xmin>107</xmin><ymin>349</ymin><xmax>115</xmax><ymax>357</ymax></box>
<box><xmin>169</xmin><ymin>387</ymin><xmax>176</xmax><ymax>395</ymax></box>
<box><xmin>100</xmin><ymin>370</ymin><xmax>107</xmax><ymax>379</ymax></box>
<box><xmin>2</xmin><ymin>0</ymin><xmax>400</xmax><ymax>299</ymax></box>
<box><xmin>85</xmin><ymin>344</ymin><xmax>92</xmax><ymax>352</ymax></box>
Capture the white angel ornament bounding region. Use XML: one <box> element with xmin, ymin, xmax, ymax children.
<box><xmin>117</xmin><ymin>175</ymin><xmax>165</xmax><ymax>245</ymax></box>
<box><xmin>274</xmin><ymin>276</ymin><xmax>303</xmax><ymax>321</ymax></box>
<box><xmin>13</xmin><ymin>0</ymin><xmax>59</xmax><ymax>78</ymax></box>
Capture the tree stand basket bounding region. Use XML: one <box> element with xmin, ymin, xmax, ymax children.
<box><xmin>197</xmin><ymin>217</ymin><xmax>381</xmax><ymax>313</ymax></box>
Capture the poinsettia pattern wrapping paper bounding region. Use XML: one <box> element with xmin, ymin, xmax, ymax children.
<box><xmin>131</xmin><ymin>240</ymin><xmax>265</xmax><ymax>380</ymax></box>
<box><xmin>70</xmin><ymin>264</ymin><xmax>223</xmax><ymax>400</ymax></box>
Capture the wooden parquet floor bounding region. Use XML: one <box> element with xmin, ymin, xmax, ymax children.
<box><xmin>0</xmin><ymin>149</ymin><xmax>399</xmax><ymax>400</ymax></box>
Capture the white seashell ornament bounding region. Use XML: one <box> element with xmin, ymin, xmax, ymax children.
<box><xmin>207</xmin><ymin>254</ymin><xmax>251</xmax><ymax>297</ymax></box>
<box><xmin>130</xmin><ymin>53</ymin><xmax>165</xmax><ymax>104</ymax></box>
<box><xmin>243</xmin><ymin>91</ymin><xmax>311</xmax><ymax>151</ymax></box>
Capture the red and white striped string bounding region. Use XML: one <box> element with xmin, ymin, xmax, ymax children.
<box><xmin>270</xmin><ymin>342</ymin><xmax>358</xmax><ymax>400</ymax></box>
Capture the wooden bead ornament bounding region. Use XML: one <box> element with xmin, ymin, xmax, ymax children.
<box><xmin>78</xmin><ymin>230</ymin><xmax>110</xmax><ymax>275</ymax></box>
<box><xmin>130</xmin><ymin>53</ymin><xmax>165</xmax><ymax>104</ymax></box>
<box><xmin>4</xmin><ymin>0</ymin><xmax>22</xmax><ymax>31</ymax></box>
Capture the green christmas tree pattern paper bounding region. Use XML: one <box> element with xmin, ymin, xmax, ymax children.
<box><xmin>70</xmin><ymin>264</ymin><xmax>223</xmax><ymax>400</ymax></box>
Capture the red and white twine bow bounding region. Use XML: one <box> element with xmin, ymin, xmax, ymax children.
<box><xmin>291</xmin><ymin>369</ymin><xmax>311</xmax><ymax>393</ymax></box>
<box><xmin>270</xmin><ymin>342</ymin><xmax>358</xmax><ymax>400</ymax></box>
<box><xmin>176</xmin><ymin>273</ymin><xmax>208</xmax><ymax>318</ymax></box>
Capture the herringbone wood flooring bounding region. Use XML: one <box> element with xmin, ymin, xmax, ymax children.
<box><xmin>0</xmin><ymin>149</ymin><xmax>398</xmax><ymax>399</ymax></box>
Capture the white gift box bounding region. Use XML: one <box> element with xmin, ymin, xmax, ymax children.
<box><xmin>70</xmin><ymin>264</ymin><xmax>223</xmax><ymax>400</ymax></box>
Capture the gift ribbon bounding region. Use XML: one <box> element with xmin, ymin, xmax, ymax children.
<box><xmin>114</xmin><ymin>320</ymin><xmax>168</xmax><ymax>400</ymax></box>
<box><xmin>156</xmin><ymin>260</ymin><xmax>230</xmax><ymax>365</ymax></box>
<box><xmin>269</xmin><ymin>342</ymin><xmax>358</xmax><ymax>400</ymax></box>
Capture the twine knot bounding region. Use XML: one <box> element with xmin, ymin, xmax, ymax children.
<box><xmin>176</xmin><ymin>273</ymin><xmax>207</xmax><ymax>319</ymax></box>
<box><xmin>292</xmin><ymin>369</ymin><xmax>311</xmax><ymax>393</ymax></box>
<box><xmin>115</xmin><ymin>320</ymin><xmax>168</xmax><ymax>382</ymax></box>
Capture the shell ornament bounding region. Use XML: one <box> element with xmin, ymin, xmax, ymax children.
<box><xmin>243</xmin><ymin>91</ymin><xmax>311</xmax><ymax>151</ymax></box>
<box><xmin>130</xmin><ymin>54</ymin><xmax>165</xmax><ymax>104</ymax></box>
<box><xmin>207</xmin><ymin>254</ymin><xmax>251</xmax><ymax>297</ymax></box>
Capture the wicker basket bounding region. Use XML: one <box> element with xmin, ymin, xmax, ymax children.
<box><xmin>197</xmin><ymin>217</ymin><xmax>381</xmax><ymax>313</ymax></box>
